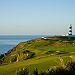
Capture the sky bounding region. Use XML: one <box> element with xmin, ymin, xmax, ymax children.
<box><xmin>0</xmin><ymin>0</ymin><xmax>75</xmax><ymax>35</ymax></box>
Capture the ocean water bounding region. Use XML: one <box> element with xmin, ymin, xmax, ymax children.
<box><xmin>0</xmin><ymin>35</ymin><xmax>47</xmax><ymax>54</ymax></box>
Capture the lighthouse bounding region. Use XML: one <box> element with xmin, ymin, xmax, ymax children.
<box><xmin>68</xmin><ymin>24</ymin><xmax>72</xmax><ymax>35</ymax></box>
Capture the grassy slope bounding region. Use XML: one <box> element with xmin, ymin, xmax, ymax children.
<box><xmin>0</xmin><ymin>55</ymin><xmax>71</xmax><ymax>75</ymax></box>
<box><xmin>0</xmin><ymin>36</ymin><xmax>75</xmax><ymax>75</ymax></box>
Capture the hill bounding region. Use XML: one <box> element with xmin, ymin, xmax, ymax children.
<box><xmin>0</xmin><ymin>36</ymin><xmax>75</xmax><ymax>75</ymax></box>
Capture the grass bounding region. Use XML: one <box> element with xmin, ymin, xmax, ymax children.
<box><xmin>0</xmin><ymin>55</ymin><xmax>72</xmax><ymax>75</ymax></box>
<box><xmin>0</xmin><ymin>36</ymin><xmax>75</xmax><ymax>75</ymax></box>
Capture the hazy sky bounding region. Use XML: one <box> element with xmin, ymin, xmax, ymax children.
<box><xmin>0</xmin><ymin>0</ymin><xmax>75</xmax><ymax>35</ymax></box>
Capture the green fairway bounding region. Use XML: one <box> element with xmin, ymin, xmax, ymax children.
<box><xmin>0</xmin><ymin>55</ymin><xmax>72</xmax><ymax>75</ymax></box>
<box><xmin>0</xmin><ymin>36</ymin><xmax>75</xmax><ymax>75</ymax></box>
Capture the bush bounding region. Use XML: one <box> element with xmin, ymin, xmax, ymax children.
<box><xmin>11</xmin><ymin>56</ymin><xmax>17</xmax><ymax>62</ymax></box>
<box><xmin>39</xmin><ymin>71</ymin><xmax>47</xmax><ymax>75</ymax></box>
<box><xmin>16</xmin><ymin>62</ymin><xmax>75</xmax><ymax>75</ymax></box>
<box><xmin>22</xmin><ymin>50</ymin><xmax>30</xmax><ymax>54</ymax></box>
<box><xmin>33</xmin><ymin>68</ymin><xmax>39</xmax><ymax>75</ymax></box>
<box><xmin>0</xmin><ymin>54</ymin><xmax>4</xmax><ymax>64</ymax></box>
<box><xmin>66</xmin><ymin>62</ymin><xmax>75</xmax><ymax>75</ymax></box>
<box><xmin>45</xmin><ymin>50</ymin><xmax>55</xmax><ymax>54</ymax></box>
<box><xmin>16</xmin><ymin>68</ymin><xmax>29</xmax><ymax>75</ymax></box>
<box><xmin>27</xmin><ymin>52</ymin><xmax>35</xmax><ymax>59</ymax></box>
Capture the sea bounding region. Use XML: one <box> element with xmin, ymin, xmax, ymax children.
<box><xmin>0</xmin><ymin>35</ymin><xmax>47</xmax><ymax>54</ymax></box>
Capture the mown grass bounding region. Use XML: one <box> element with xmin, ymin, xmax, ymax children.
<box><xmin>0</xmin><ymin>36</ymin><xmax>75</xmax><ymax>75</ymax></box>
<box><xmin>0</xmin><ymin>54</ymin><xmax>72</xmax><ymax>75</ymax></box>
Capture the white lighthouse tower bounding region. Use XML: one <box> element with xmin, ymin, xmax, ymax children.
<box><xmin>68</xmin><ymin>24</ymin><xmax>72</xmax><ymax>35</ymax></box>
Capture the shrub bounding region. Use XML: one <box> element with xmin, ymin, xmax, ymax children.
<box><xmin>0</xmin><ymin>54</ymin><xmax>4</xmax><ymax>64</ymax></box>
<box><xmin>33</xmin><ymin>68</ymin><xmax>39</xmax><ymax>75</ymax></box>
<box><xmin>27</xmin><ymin>52</ymin><xmax>35</xmax><ymax>59</ymax></box>
<box><xmin>66</xmin><ymin>62</ymin><xmax>75</xmax><ymax>75</ymax></box>
<box><xmin>11</xmin><ymin>56</ymin><xmax>17</xmax><ymax>62</ymax></box>
<box><xmin>16</xmin><ymin>62</ymin><xmax>75</xmax><ymax>75</ymax></box>
<box><xmin>16</xmin><ymin>68</ymin><xmax>29</xmax><ymax>75</ymax></box>
<box><xmin>39</xmin><ymin>71</ymin><xmax>47</xmax><ymax>75</ymax></box>
<box><xmin>22</xmin><ymin>50</ymin><xmax>30</xmax><ymax>54</ymax></box>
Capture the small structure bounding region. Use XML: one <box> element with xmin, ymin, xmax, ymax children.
<box><xmin>41</xmin><ymin>37</ymin><xmax>47</xmax><ymax>40</ymax></box>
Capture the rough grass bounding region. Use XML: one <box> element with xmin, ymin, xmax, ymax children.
<box><xmin>0</xmin><ymin>36</ymin><xmax>75</xmax><ymax>75</ymax></box>
<box><xmin>0</xmin><ymin>55</ymin><xmax>72</xmax><ymax>75</ymax></box>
